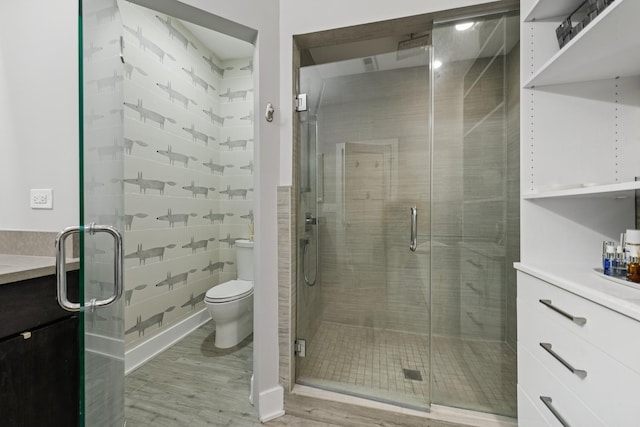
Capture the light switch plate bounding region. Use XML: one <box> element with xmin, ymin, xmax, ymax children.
<box><xmin>30</xmin><ymin>189</ymin><xmax>53</xmax><ymax>209</ymax></box>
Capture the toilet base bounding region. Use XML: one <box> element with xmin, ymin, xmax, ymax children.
<box><xmin>206</xmin><ymin>293</ymin><xmax>254</xmax><ymax>349</ymax></box>
<box><xmin>214</xmin><ymin>309</ymin><xmax>253</xmax><ymax>349</ymax></box>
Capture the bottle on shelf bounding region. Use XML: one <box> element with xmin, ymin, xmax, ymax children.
<box><xmin>627</xmin><ymin>255</ymin><xmax>640</xmax><ymax>284</ymax></box>
<box><xmin>614</xmin><ymin>246</ymin><xmax>627</xmax><ymax>278</ymax></box>
<box><xmin>603</xmin><ymin>241</ymin><xmax>616</xmax><ymax>276</ymax></box>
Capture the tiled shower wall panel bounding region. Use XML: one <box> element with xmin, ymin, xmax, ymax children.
<box><xmin>119</xmin><ymin>1</ymin><xmax>253</xmax><ymax>349</ymax></box>
<box><xmin>315</xmin><ymin>66</ymin><xmax>431</xmax><ymax>335</ymax></box>
<box><xmin>431</xmin><ymin>59</ymin><xmax>466</xmax><ymax>338</ymax></box>
<box><xmin>505</xmin><ymin>43</ymin><xmax>520</xmax><ymax>349</ymax></box>
<box><xmin>278</xmin><ymin>186</ymin><xmax>295</xmax><ymax>390</ymax></box>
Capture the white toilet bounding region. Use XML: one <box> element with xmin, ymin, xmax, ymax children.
<box><xmin>205</xmin><ymin>239</ymin><xmax>254</xmax><ymax>348</ymax></box>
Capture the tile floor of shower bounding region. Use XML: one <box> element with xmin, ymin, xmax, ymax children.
<box><xmin>297</xmin><ymin>321</ymin><xmax>517</xmax><ymax>418</ymax></box>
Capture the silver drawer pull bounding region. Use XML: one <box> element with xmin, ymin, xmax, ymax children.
<box><xmin>539</xmin><ymin>299</ymin><xmax>587</xmax><ymax>326</ymax></box>
<box><xmin>540</xmin><ymin>396</ymin><xmax>570</xmax><ymax>427</ymax></box>
<box><xmin>540</xmin><ymin>343</ymin><xmax>587</xmax><ymax>379</ymax></box>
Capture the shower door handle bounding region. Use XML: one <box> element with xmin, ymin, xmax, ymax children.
<box><xmin>55</xmin><ymin>223</ymin><xmax>124</xmax><ymax>312</ymax></box>
<box><xmin>410</xmin><ymin>207</ymin><xmax>417</xmax><ymax>252</ymax></box>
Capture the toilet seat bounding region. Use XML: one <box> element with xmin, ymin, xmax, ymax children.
<box><xmin>205</xmin><ymin>279</ymin><xmax>253</xmax><ymax>303</ymax></box>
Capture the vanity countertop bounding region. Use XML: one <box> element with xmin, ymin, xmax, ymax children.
<box><xmin>0</xmin><ymin>254</ymin><xmax>79</xmax><ymax>286</ymax></box>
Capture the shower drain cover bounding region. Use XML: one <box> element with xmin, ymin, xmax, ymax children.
<box><xmin>402</xmin><ymin>368</ymin><xmax>423</xmax><ymax>381</ymax></box>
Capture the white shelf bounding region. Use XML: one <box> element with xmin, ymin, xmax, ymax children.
<box><xmin>523</xmin><ymin>180</ymin><xmax>640</xmax><ymax>200</ymax></box>
<box><xmin>524</xmin><ymin>0</ymin><xmax>640</xmax><ymax>88</ymax></box>
<box><xmin>524</xmin><ymin>0</ymin><xmax>584</xmax><ymax>22</ymax></box>
<box><xmin>594</xmin><ymin>268</ymin><xmax>640</xmax><ymax>292</ymax></box>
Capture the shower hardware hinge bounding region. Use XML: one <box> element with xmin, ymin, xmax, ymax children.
<box><xmin>294</xmin><ymin>339</ymin><xmax>306</xmax><ymax>357</ymax></box>
<box><xmin>295</xmin><ymin>93</ymin><xmax>308</xmax><ymax>112</ymax></box>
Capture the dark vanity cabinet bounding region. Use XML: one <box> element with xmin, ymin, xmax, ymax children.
<box><xmin>0</xmin><ymin>272</ymin><xmax>79</xmax><ymax>426</ymax></box>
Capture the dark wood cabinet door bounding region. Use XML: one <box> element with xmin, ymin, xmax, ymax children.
<box><xmin>0</xmin><ymin>316</ymin><xmax>79</xmax><ymax>427</ymax></box>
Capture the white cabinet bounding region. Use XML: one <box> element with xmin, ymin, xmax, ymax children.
<box><xmin>518</xmin><ymin>271</ymin><xmax>640</xmax><ymax>426</ymax></box>
<box><xmin>519</xmin><ymin>0</ymin><xmax>640</xmax><ymax>424</ymax></box>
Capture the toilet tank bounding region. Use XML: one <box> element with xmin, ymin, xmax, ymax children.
<box><xmin>235</xmin><ymin>239</ymin><xmax>254</xmax><ymax>281</ymax></box>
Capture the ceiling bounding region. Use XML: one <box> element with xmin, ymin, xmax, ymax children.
<box><xmin>180</xmin><ymin>20</ymin><xmax>253</xmax><ymax>60</ymax></box>
<box><xmin>306</xmin><ymin>14</ymin><xmax>519</xmax><ymax>67</ymax></box>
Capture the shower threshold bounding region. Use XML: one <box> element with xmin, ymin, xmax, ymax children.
<box><xmin>289</xmin><ymin>385</ymin><xmax>517</xmax><ymax>427</ymax></box>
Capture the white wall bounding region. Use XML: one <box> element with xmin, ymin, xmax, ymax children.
<box><xmin>278</xmin><ymin>0</ymin><xmax>496</xmax><ymax>185</ymax></box>
<box><xmin>0</xmin><ymin>0</ymin><xmax>79</xmax><ymax>231</ymax></box>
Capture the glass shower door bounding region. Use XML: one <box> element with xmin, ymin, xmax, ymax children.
<box><xmin>296</xmin><ymin>45</ymin><xmax>433</xmax><ymax>410</ymax></box>
<box><xmin>430</xmin><ymin>12</ymin><xmax>519</xmax><ymax>417</ymax></box>
<box><xmin>58</xmin><ymin>0</ymin><xmax>126</xmax><ymax>425</ymax></box>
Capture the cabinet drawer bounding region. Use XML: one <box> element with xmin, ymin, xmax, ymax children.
<box><xmin>518</xmin><ymin>386</ymin><xmax>550</xmax><ymax>427</ymax></box>
<box><xmin>518</xmin><ymin>344</ymin><xmax>606</xmax><ymax>427</ymax></box>
<box><xmin>518</xmin><ymin>271</ymin><xmax>640</xmax><ymax>374</ymax></box>
<box><xmin>0</xmin><ymin>271</ymin><xmax>78</xmax><ymax>339</ymax></box>
<box><xmin>519</xmin><ymin>296</ymin><xmax>640</xmax><ymax>425</ymax></box>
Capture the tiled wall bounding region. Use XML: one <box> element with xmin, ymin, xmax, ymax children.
<box><xmin>277</xmin><ymin>186</ymin><xmax>295</xmax><ymax>390</ymax></box>
<box><xmin>505</xmin><ymin>43</ymin><xmax>520</xmax><ymax>349</ymax></box>
<box><xmin>431</xmin><ymin>59</ymin><xmax>465</xmax><ymax>338</ymax></box>
<box><xmin>312</xmin><ymin>65</ymin><xmax>431</xmax><ymax>335</ymax></box>
<box><xmin>119</xmin><ymin>1</ymin><xmax>253</xmax><ymax>349</ymax></box>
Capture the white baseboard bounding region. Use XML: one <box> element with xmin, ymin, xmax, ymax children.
<box><xmin>125</xmin><ymin>308</ymin><xmax>211</xmax><ymax>375</ymax></box>
<box><xmin>258</xmin><ymin>385</ymin><xmax>285</xmax><ymax>422</ymax></box>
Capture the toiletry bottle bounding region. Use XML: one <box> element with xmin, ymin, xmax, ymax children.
<box><xmin>614</xmin><ymin>246</ymin><xmax>627</xmax><ymax>278</ymax></box>
<box><xmin>603</xmin><ymin>241</ymin><xmax>615</xmax><ymax>275</ymax></box>
<box><xmin>625</xmin><ymin>230</ymin><xmax>640</xmax><ymax>260</ymax></box>
<box><xmin>627</xmin><ymin>256</ymin><xmax>640</xmax><ymax>283</ymax></box>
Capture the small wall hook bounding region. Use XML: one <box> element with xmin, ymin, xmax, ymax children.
<box><xmin>265</xmin><ymin>103</ymin><xmax>275</xmax><ymax>122</ymax></box>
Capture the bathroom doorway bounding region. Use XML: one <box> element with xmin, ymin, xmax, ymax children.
<box><xmin>294</xmin><ymin>5</ymin><xmax>520</xmax><ymax>418</ymax></box>
<box><xmin>77</xmin><ymin>0</ymin><xmax>259</xmax><ymax>423</ymax></box>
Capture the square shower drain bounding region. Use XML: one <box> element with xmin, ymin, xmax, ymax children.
<box><xmin>402</xmin><ymin>368</ymin><xmax>423</xmax><ymax>381</ymax></box>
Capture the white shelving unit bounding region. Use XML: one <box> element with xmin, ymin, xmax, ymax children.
<box><xmin>525</xmin><ymin>0</ymin><xmax>640</xmax><ymax>87</ymax></box>
<box><xmin>523</xmin><ymin>0</ymin><xmax>585</xmax><ymax>22</ymax></box>
<box><xmin>518</xmin><ymin>0</ymin><xmax>640</xmax><ymax>424</ymax></box>
<box><xmin>523</xmin><ymin>180</ymin><xmax>640</xmax><ymax>200</ymax></box>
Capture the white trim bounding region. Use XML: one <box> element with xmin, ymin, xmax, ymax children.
<box><xmin>258</xmin><ymin>385</ymin><xmax>285</xmax><ymax>422</ymax></box>
<box><xmin>291</xmin><ymin>385</ymin><xmax>517</xmax><ymax>427</ymax></box>
<box><xmin>124</xmin><ymin>308</ymin><xmax>211</xmax><ymax>375</ymax></box>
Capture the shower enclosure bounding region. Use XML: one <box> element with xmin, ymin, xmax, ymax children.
<box><xmin>295</xmin><ymin>10</ymin><xmax>520</xmax><ymax>417</ymax></box>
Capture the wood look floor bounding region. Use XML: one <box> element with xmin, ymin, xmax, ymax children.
<box><xmin>125</xmin><ymin>321</ymin><xmax>471</xmax><ymax>426</ymax></box>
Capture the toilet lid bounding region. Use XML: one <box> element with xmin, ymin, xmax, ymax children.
<box><xmin>205</xmin><ymin>279</ymin><xmax>253</xmax><ymax>303</ymax></box>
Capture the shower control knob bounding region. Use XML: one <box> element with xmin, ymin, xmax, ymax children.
<box><xmin>304</xmin><ymin>212</ymin><xmax>317</xmax><ymax>231</ymax></box>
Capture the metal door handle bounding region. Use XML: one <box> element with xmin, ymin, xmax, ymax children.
<box><xmin>540</xmin><ymin>396</ymin><xmax>570</xmax><ymax>427</ymax></box>
<box><xmin>540</xmin><ymin>343</ymin><xmax>587</xmax><ymax>379</ymax></box>
<box><xmin>539</xmin><ymin>299</ymin><xmax>587</xmax><ymax>326</ymax></box>
<box><xmin>409</xmin><ymin>206</ymin><xmax>417</xmax><ymax>252</ymax></box>
<box><xmin>55</xmin><ymin>223</ymin><xmax>124</xmax><ymax>312</ymax></box>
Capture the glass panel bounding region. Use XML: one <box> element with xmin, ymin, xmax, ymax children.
<box><xmin>430</xmin><ymin>12</ymin><xmax>519</xmax><ymax>417</ymax></box>
<box><xmin>296</xmin><ymin>47</ymin><xmax>432</xmax><ymax>410</ymax></box>
<box><xmin>80</xmin><ymin>0</ymin><xmax>125</xmax><ymax>425</ymax></box>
